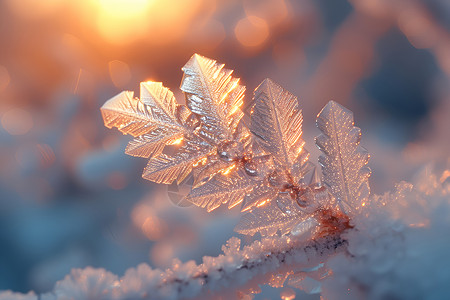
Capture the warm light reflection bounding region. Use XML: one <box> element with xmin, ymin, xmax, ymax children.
<box><xmin>96</xmin><ymin>0</ymin><xmax>205</xmax><ymax>45</ymax></box>
<box><xmin>169</xmin><ymin>137</ymin><xmax>184</xmax><ymax>145</ymax></box>
<box><xmin>280</xmin><ymin>287</ymin><xmax>296</xmax><ymax>300</ymax></box>
<box><xmin>441</xmin><ymin>170</ymin><xmax>450</xmax><ymax>184</ymax></box>
<box><xmin>235</xmin><ymin>16</ymin><xmax>270</xmax><ymax>48</ymax></box>
<box><xmin>142</xmin><ymin>217</ymin><xmax>165</xmax><ymax>240</ymax></box>
<box><xmin>131</xmin><ymin>202</ymin><xmax>167</xmax><ymax>240</ymax></box>
<box><xmin>96</xmin><ymin>0</ymin><xmax>152</xmax><ymax>44</ymax></box>
<box><xmin>229</xmin><ymin>105</ymin><xmax>241</xmax><ymax>115</ymax></box>
<box><xmin>97</xmin><ymin>0</ymin><xmax>150</xmax><ymax>18</ymax></box>
<box><xmin>1</xmin><ymin>108</ymin><xmax>33</xmax><ymax>135</ymax></box>
<box><xmin>221</xmin><ymin>164</ymin><xmax>236</xmax><ymax>175</ymax></box>
<box><xmin>193</xmin><ymin>157</ymin><xmax>207</xmax><ymax>167</ymax></box>
<box><xmin>257</xmin><ymin>199</ymin><xmax>269</xmax><ymax>207</ymax></box>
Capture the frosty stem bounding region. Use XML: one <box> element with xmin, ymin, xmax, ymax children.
<box><xmin>150</xmin><ymin>234</ymin><xmax>347</xmax><ymax>299</ymax></box>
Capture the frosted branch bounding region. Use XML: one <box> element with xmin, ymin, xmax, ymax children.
<box><xmin>14</xmin><ymin>234</ymin><xmax>346</xmax><ymax>300</ymax></box>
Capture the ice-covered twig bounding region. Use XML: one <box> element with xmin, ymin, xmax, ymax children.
<box><xmin>148</xmin><ymin>234</ymin><xmax>346</xmax><ymax>299</ymax></box>
<box><xmin>21</xmin><ymin>234</ymin><xmax>347</xmax><ymax>300</ymax></box>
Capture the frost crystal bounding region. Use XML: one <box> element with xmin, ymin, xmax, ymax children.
<box><xmin>316</xmin><ymin>101</ymin><xmax>371</xmax><ymax>215</ymax></box>
<box><xmin>101</xmin><ymin>54</ymin><xmax>371</xmax><ymax>238</ymax></box>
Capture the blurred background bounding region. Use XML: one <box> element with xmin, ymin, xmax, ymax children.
<box><xmin>0</xmin><ymin>0</ymin><xmax>449</xmax><ymax>298</ymax></box>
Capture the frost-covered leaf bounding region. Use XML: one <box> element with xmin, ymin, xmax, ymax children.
<box><xmin>236</xmin><ymin>195</ymin><xmax>307</xmax><ymax>236</ymax></box>
<box><xmin>236</xmin><ymin>79</ymin><xmax>311</xmax><ymax>212</ymax></box>
<box><xmin>250</xmin><ymin>79</ymin><xmax>306</xmax><ymax>169</ymax></box>
<box><xmin>185</xmin><ymin>170</ymin><xmax>256</xmax><ymax>211</ymax></box>
<box><xmin>181</xmin><ymin>54</ymin><xmax>245</xmax><ymax>142</ymax></box>
<box><xmin>102</xmin><ymin>82</ymin><xmax>190</xmax><ymax>158</ymax></box>
<box><xmin>191</xmin><ymin>155</ymin><xmax>231</xmax><ymax>187</ymax></box>
<box><xmin>125</xmin><ymin>127</ymin><xmax>183</xmax><ymax>158</ymax></box>
<box><xmin>143</xmin><ymin>140</ymin><xmax>214</xmax><ymax>184</ymax></box>
<box><xmin>241</xmin><ymin>182</ymin><xmax>278</xmax><ymax>212</ymax></box>
<box><xmin>101</xmin><ymin>91</ymin><xmax>155</xmax><ymax>137</ymax></box>
<box><xmin>315</xmin><ymin>101</ymin><xmax>371</xmax><ymax>214</ymax></box>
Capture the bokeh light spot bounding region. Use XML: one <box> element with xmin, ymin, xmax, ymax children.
<box><xmin>1</xmin><ymin>108</ymin><xmax>33</xmax><ymax>135</ymax></box>
<box><xmin>141</xmin><ymin>217</ymin><xmax>166</xmax><ymax>241</ymax></box>
<box><xmin>235</xmin><ymin>16</ymin><xmax>269</xmax><ymax>48</ymax></box>
<box><xmin>280</xmin><ymin>287</ymin><xmax>296</xmax><ymax>300</ymax></box>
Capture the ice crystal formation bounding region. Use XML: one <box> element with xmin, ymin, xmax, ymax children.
<box><xmin>101</xmin><ymin>54</ymin><xmax>371</xmax><ymax>239</ymax></box>
<box><xmin>4</xmin><ymin>55</ymin><xmax>450</xmax><ymax>300</ymax></box>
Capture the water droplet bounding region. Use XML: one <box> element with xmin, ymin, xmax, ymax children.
<box><xmin>244</xmin><ymin>160</ymin><xmax>258</xmax><ymax>176</ymax></box>
<box><xmin>217</xmin><ymin>141</ymin><xmax>243</xmax><ymax>162</ymax></box>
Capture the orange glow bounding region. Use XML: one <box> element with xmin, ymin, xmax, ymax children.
<box><xmin>220</xmin><ymin>80</ymin><xmax>239</xmax><ymax>102</ymax></box>
<box><xmin>221</xmin><ymin>164</ymin><xmax>236</xmax><ymax>175</ymax></box>
<box><xmin>131</xmin><ymin>202</ymin><xmax>167</xmax><ymax>241</ymax></box>
<box><xmin>96</xmin><ymin>0</ymin><xmax>150</xmax><ymax>45</ymax></box>
<box><xmin>280</xmin><ymin>287</ymin><xmax>296</xmax><ymax>300</ymax></box>
<box><xmin>108</xmin><ymin>60</ymin><xmax>131</xmax><ymax>88</ymax></box>
<box><xmin>141</xmin><ymin>217</ymin><xmax>165</xmax><ymax>240</ymax></box>
<box><xmin>440</xmin><ymin>170</ymin><xmax>450</xmax><ymax>183</ymax></box>
<box><xmin>97</xmin><ymin>0</ymin><xmax>150</xmax><ymax>18</ymax></box>
<box><xmin>96</xmin><ymin>0</ymin><xmax>205</xmax><ymax>45</ymax></box>
<box><xmin>257</xmin><ymin>199</ymin><xmax>269</xmax><ymax>207</ymax></box>
<box><xmin>1</xmin><ymin>108</ymin><xmax>33</xmax><ymax>135</ymax></box>
<box><xmin>234</xmin><ymin>16</ymin><xmax>269</xmax><ymax>48</ymax></box>
<box><xmin>193</xmin><ymin>157</ymin><xmax>207</xmax><ymax>167</ymax></box>
<box><xmin>229</xmin><ymin>105</ymin><xmax>240</xmax><ymax>115</ymax></box>
<box><xmin>169</xmin><ymin>137</ymin><xmax>184</xmax><ymax>145</ymax></box>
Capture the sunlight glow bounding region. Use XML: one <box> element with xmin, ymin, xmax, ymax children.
<box><xmin>96</xmin><ymin>0</ymin><xmax>152</xmax><ymax>44</ymax></box>
<box><xmin>170</xmin><ymin>137</ymin><xmax>184</xmax><ymax>145</ymax></box>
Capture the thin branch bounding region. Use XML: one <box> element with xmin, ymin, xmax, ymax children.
<box><xmin>38</xmin><ymin>234</ymin><xmax>347</xmax><ymax>300</ymax></box>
